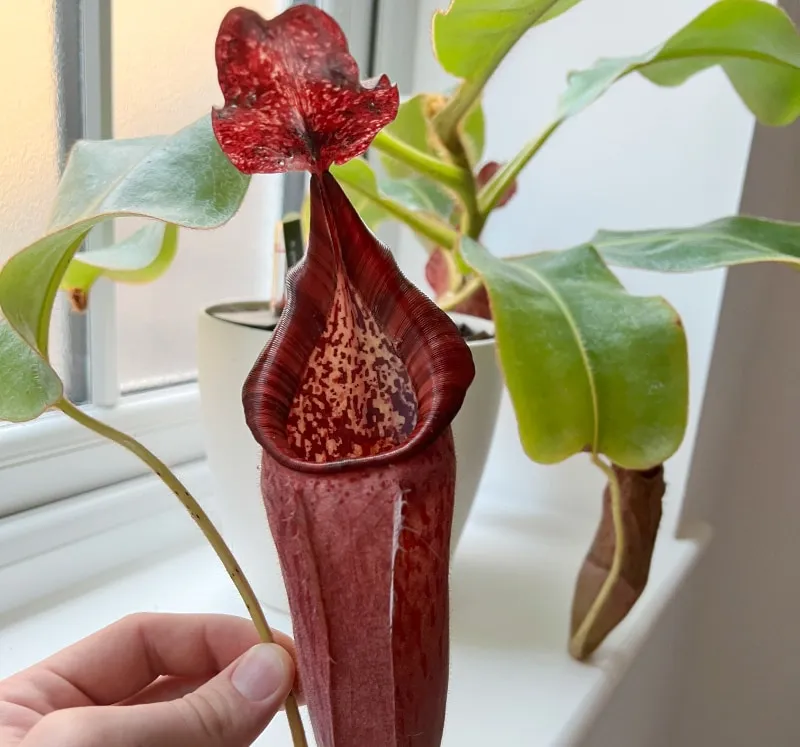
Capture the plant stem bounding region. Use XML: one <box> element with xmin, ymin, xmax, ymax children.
<box><xmin>432</xmin><ymin>79</ymin><xmax>485</xmax><ymax>155</ymax></box>
<box><xmin>371</xmin><ymin>129</ymin><xmax>471</xmax><ymax>193</ymax></box>
<box><xmin>432</xmin><ymin>0</ymin><xmax>565</xmax><ymax>148</ymax></box>
<box><xmin>56</xmin><ymin>398</ymin><xmax>309</xmax><ymax>747</ymax></box>
<box><xmin>438</xmin><ymin>275</ymin><xmax>483</xmax><ymax>311</ymax></box>
<box><xmin>334</xmin><ymin>170</ymin><xmax>459</xmax><ymax>250</ymax></box>
<box><xmin>477</xmin><ymin>120</ymin><xmax>561</xmax><ymax>219</ymax></box>
<box><xmin>460</xmin><ymin>172</ymin><xmax>482</xmax><ymax>241</ymax></box>
<box><xmin>370</xmin><ymin>130</ymin><xmax>479</xmax><ymax>225</ymax></box>
<box><xmin>569</xmin><ymin>454</ymin><xmax>624</xmax><ymax>660</ymax></box>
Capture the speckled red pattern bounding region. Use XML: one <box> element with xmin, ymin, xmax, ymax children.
<box><xmin>242</xmin><ymin>172</ymin><xmax>473</xmax><ymax>746</ymax></box>
<box><xmin>244</xmin><ymin>172</ymin><xmax>474</xmax><ymax>473</ymax></box>
<box><xmin>212</xmin><ymin>5</ymin><xmax>398</xmax><ymax>174</ymax></box>
<box><xmin>261</xmin><ymin>431</ymin><xmax>455</xmax><ymax>747</ymax></box>
<box><xmin>286</xmin><ymin>275</ymin><xmax>417</xmax><ymax>463</ymax></box>
<box><xmin>216</xmin><ymin>7</ymin><xmax>475</xmax><ymax>744</ymax></box>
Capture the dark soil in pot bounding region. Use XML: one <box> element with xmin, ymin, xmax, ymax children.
<box><xmin>455</xmin><ymin>323</ymin><xmax>493</xmax><ymax>343</ymax></box>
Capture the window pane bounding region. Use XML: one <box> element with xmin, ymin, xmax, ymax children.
<box><xmin>111</xmin><ymin>0</ymin><xmax>280</xmax><ymax>392</ymax></box>
<box><xmin>0</xmin><ymin>0</ymin><xmax>69</xmax><ymax>381</ymax></box>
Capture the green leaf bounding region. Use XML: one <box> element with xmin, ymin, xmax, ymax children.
<box><xmin>330</xmin><ymin>159</ymin><xmax>459</xmax><ymax>249</ymax></box>
<box><xmin>460</xmin><ymin>237</ymin><xmax>689</xmax><ymax>468</ymax></box>
<box><xmin>433</xmin><ymin>0</ymin><xmax>584</xmax><ymax>80</ymax></box>
<box><xmin>330</xmin><ymin>159</ymin><xmax>392</xmax><ymax>231</ymax></box>
<box><xmin>61</xmin><ymin>222</ymin><xmax>179</xmax><ymax>295</ymax></box>
<box><xmin>478</xmin><ymin>0</ymin><xmax>800</xmax><ymax>217</ymax></box>
<box><xmin>377</xmin><ymin>95</ymin><xmax>459</xmax><ymax>208</ymax></box>
<box><xmin>0</xmin><ymin>115</ymin><xmax>248</xmax><ymax>356</ymax></box>
<box><xmin>381</xmin><ymin>92</ymin><xmax>486</xmax><ymax>170</ymax></box>
<box><xmin>300</xmin><ymin>192</ymin><xmax>311</xmax><ymax>245</ymax></box>
<box><xmin>594</xmin><ymin>216</ymin><xmax>800</xmax><ymax>272</ymax></box>
<box><xmin>49</xmin><ymin>116</ymin><xmax>248</xmax><ymax>230</ymax></box>
<box><xmin>559</xmin><ymin>0</ymin><xmax>800</xmax><ymax>126</ymax></box>
<box><xmin>379</xmin><ymin>175</ymin><xmax>455</xmax><ymax>221</ymax></box>
<box><xmin>431</xmin><ymin>0</ymin><xmax>584</xmax><ymax>143</ymax></box>
<box><xmin>380</xmin><ymin>95</ymin><xmax>443</xmax><ymax>178</ymax></box>
<box><xmin>0</xmin><ymin>320</ymin><xmax>63</xmax><ymax>422</ymax></box>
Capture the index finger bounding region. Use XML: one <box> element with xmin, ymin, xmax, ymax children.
<box><xmin>3</xmin><ymin>612</ymin><xmax>296</xmax><ymax>711</ymax></box>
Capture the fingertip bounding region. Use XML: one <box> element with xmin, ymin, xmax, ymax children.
<box><xmin>270</xmin><ymin>642</ymin><xmax>297</xmax><ymax>692</ymax></box>
<box><xmin>271</xmin><ymin>630</ymin><xmax>297</xmax><ymax>659</ymax></box>
<box><xmin>268</xmin><ymin>637</ymin><xmax>303</xmax><ymax>705</ymax></box>
<box><xmin>231</xmin><ymin>643</ymin><xmax>293</xmax><ymax>702</ymax></box>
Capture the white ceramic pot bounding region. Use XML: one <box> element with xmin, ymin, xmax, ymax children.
<box><xmin>197</xmin><ymin>302</ymin><xmax>503</xmax><ymax>613</ymax></box>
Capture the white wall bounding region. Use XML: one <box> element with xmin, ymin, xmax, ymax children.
<box><xmin>665</xmin><ymin>261</ymin><xmax>800</xmax><ymax>746</ymax></box>
<box><xmin>395</xmin><ymin>2</ymin><xmax>800</xmax><ymax>746</ymax></box>
<box><xmin>399</xmin><ymin>0</ymin><xmax>759</xmax><ymax>529</ymax></box>
<box><xmin>656</xmin><ymin>27</ymin><xmax>800</xmax><ymax>736</ymax></box>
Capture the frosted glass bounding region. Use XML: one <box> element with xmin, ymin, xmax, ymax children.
<box><xmin>0</xmin><ymin>0</ymin><xmax>67</xmax><ymax>380</ymax></box>
<box><xmin>112</xmin><ymin>0</ymin><xmax>280</xmax><ymax>392</ymax></box>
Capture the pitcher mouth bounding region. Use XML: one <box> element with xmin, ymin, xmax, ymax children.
<box><xmin>243</xmin><ymin>172</ymin><xmax>474</xmax><ymax>475</ymax></box>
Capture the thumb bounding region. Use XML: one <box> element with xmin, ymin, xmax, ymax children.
<box><xmin>26</xmin><ymin>643</ymin><xmax>296</xmax><ymax>747</ymax></box>
<box><xmin>165</xmin><ymin>642</ymin><xmax>296</xmax><ymax>746</ymax></box>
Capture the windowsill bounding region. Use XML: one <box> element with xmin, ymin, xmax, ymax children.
<box><xmin>0</xmin><ymin>383</ymin><xmax>205</xmax><ymax>517</ymax></box>
<box><xmin>0</xmin><ymin>461</ymin><xmax>710</xmax><ymax>746</ymax></box>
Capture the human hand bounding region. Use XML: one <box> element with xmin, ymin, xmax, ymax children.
<box><xmin>0</xmin><ymin>612</ymin><xmax>299</xmax><ymax>746</ymax></box>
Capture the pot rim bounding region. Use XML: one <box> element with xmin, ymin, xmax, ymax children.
<box><xmin>202</xmin><ymin>301</ymin><xmax>496</xmax><ymax>345</ymax></box>
<box><xmin>204</xmin><ymin>300</ymin><xmax>280</xmax><ymax>331</ymax></box>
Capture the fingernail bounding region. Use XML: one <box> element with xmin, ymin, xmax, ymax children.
<box><xmin>232</xmin><ymin>644</ymin><xmax>287</xmax><ymax>701</ymax></box>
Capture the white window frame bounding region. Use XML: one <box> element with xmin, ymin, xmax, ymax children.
<box><xmin>0</xmin><ymin>1</ymin><xmax>205</xmax><ymax>523</ymax></box>
<box><xmin>0</xmin><ymin>0</ymin><xmax>420</xmax><ymax>614</ymax></box>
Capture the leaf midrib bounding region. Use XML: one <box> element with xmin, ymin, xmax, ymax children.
<box><xmin>645</xmin><ymin>46</ymin><xmax>800</xmax><ymax>72</ymax></box>
<box><xmin>514</xmin><ymin>261</ymin><xmax>599</xmax><ymax>452</ymax></box>
<box><xmin>334</xmin><ymin>172</ymin><xmax>456</xmax><ymax>248</ymax></box>
<box><xmin>598</xmin><ymin>228</ymin><xmax>800</xmax><ymax>260</ymax></box>
<box><xmin>563</xmin><ymin>45</ymin><xmax>800</xmax><ymax>119</ymax></box>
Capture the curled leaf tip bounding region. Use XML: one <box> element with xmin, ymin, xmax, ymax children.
<box><xmin>212</xmin><ymin>5</ymin><xmax>399</xmax><ymax>174</ymax></box>
<box><xmin>570</xmin><ymin>464</ymin><xmax>666</xmax><ymax>660</ymax></box>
